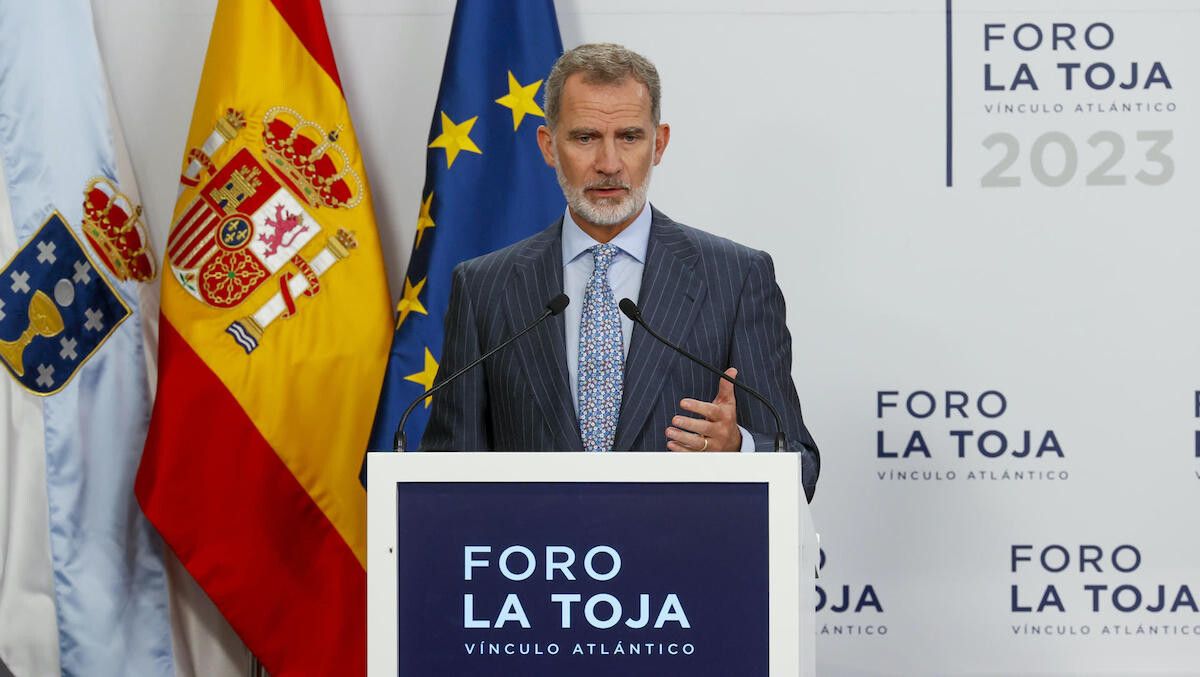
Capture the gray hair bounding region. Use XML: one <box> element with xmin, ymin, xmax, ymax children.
<box><xmin>543</xmin><ymin>43</ymin><xmax>661</xmax><ymax>129</ymax></box>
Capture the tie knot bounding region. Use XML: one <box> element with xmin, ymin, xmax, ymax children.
<box><xmin>590</xmin><ymin>243</ymin><xmax>619</xmax><ymax>273</ymax></box>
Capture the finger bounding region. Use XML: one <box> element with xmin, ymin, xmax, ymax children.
<box><xmin>715</xmin><ymin>367</ymin><xmax>738</xmax><ymax>405</ymax></box>
<box><xmin>671</xmin><ymin>414</ymin><xmax>713</xmax><ymax>437</ymax></box>
<box><xmin>668</xmin><ymin>435</ymin><xmax>699</xmax><ymax>452</ymax></box>
<box><xmin>680</xmin><ymin>398</ymin><xmax>722</xmax><ymax>421</ymax></box>
<box><xmin>665</xmin><ymin>426</ymin><xmax>707</xmax><ymax>450</ymax></box>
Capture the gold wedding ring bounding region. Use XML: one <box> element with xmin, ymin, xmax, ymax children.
<box><xmin>700</xmin><ymin>436</ymin><xmax>709</xmax><ymax>451</ymax></box>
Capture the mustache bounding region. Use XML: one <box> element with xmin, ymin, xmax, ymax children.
<box><xmin>584</xmin><ymin>179</ymin><xmax>631</xmax><ymax>191</ymax></box>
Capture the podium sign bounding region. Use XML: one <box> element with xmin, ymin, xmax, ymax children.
<box><xmin>367</xmin><ymin>452</ymin><xmax>814</xmax><ymax>676</ymax></box>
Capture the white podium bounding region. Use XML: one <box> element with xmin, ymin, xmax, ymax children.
<box><xmin>367</xmin><ymin>452</ymin><xmax>816</xmax><ymax>676</ymax></box>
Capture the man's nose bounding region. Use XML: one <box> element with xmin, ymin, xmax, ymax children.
<box><xmin>594</xmin><ymin>137</ymin><xmax>622</xmax><ymax>175</ymax></box>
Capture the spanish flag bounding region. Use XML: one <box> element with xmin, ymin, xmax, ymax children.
<box><xmin>135</xmin><ymin>1</ymin><xmax>391</xmax><ymax>674</ymax></box>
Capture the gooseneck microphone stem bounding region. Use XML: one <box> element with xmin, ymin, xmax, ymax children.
<box><xmin>618</xmin><ymin>298</ymin><xmax>786</xmax><ymax>452</ymax></box>
<box><xmin>393</xmin><ymin>293</ymin><xmax>569</xmax><ymax>452</ymax></box>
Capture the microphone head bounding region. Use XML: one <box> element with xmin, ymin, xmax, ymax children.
<box><xmin>618</xmin><ymin>298</ymin><xmax>641</xmax><ymax>322</ymax></box>
<box><xmin>546</xmin><ymin>293</ymin><xmax>570</xmax><ymax>316</ymax></box>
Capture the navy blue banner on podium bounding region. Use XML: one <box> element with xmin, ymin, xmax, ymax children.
<box><xmin>395</xmin><ymin>481</ymin><xmax>768</xmax><ymax>676</ymax></box>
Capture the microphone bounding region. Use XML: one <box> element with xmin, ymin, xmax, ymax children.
<box><xmin>392</xmin><ymin>293</ymin><xmax>570</xmax><ymax>452</ymax></box>
<box><xmin>618</xmin><ymin>298</ymin><xmax>786</xmax><ymax>452</ymax></box>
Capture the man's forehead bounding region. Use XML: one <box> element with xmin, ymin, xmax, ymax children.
<box><xmin>568</xmin><ymin>70</ymin><xmax>648</xmax><ymax>92</ymax></box>
<box><xmin>558</xmin><ymin>74</ymin><xmax>653</xmax><ymax>124</ymax></box>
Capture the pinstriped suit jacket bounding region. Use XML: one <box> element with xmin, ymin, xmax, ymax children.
<box><xmin>421</xmin><ymin>207</ymin><xmax>820</xmax><ymax>501</ymax></box>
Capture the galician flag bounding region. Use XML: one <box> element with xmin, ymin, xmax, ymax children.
<box><xmin>0</xmin><ymin>2</ymin><xmax>172</xmax><ymax>675</ymax></box>
<box><xmin>135</xmin><ymin>0</ymin><xmax>392</xmax><ymax>674</ymax></box>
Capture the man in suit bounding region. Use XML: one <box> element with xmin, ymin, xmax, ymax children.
<box><xmin>422</xmin><ymin>43</ymin><xmax>820</xmax><ymax>500</ymax></box>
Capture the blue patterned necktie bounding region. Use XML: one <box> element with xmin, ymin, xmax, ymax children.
<box><xmin>577</xmin><ymin>243</ymin><xmax>623</xmax><ymax>452</ymax></box>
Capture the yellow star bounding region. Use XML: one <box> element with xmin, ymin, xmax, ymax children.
<box><xmin>494</xmin><ymin>71</ymin><xmax>546</xmax><ymax>131</ymax></box>
<box><xmin>428</xmin><ymin>112</ymin><xmax>482</xmax><ymax>168</ymax></box>
<box><xmin>415</xmin><ymin>192</ymin><xmax>435</xmax><ymax>249</ymax></box>
<box><xmin>395</xmin><ymin>276</ymin><xmax>429</xmax><ymax>329</ymax></box>
<box><xmin>404</xmin><ymin>347</ymin><xmax>440</xmax><ymax>407</ymax></box>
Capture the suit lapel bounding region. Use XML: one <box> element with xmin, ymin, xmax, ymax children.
<box><xmin>505</xmin><ymin>220</ymin><xmax>585</xmax><ymax>451</ymax></box>
<box><xmin>613</xmin><ymin>210</ymin><xmax>706</xmax><ymax>451</ymax></box>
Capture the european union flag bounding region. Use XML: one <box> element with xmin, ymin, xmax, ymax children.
<box><xmin>368</xmin><ymin>0</ymin><xmax>565</xmax><ymax>450</ymax></box>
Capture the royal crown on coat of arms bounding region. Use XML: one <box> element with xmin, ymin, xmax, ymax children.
<box><xmin>261</xmin><ymin>106</ymin><xmax>363</xmax><ymax>210</ymax></box>
<box><xmin>166</xmin><ymin>105</ymin><xmax>364</xmax><ymax>354</ymax></box>
<box><xmin>81</xmin><ymin>177</ymin><xmax>156</xmax><ymax>282</ymax></box>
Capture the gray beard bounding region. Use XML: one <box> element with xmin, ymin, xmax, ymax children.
<box><xmin>554</xmin><ymin>157</ymin><xmax>651</xmax><ymax>228</ymax></box>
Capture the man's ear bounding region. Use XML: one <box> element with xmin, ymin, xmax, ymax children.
<box><xmin>653</xmin><ymin>123</ymin><xmax>671</xmax><ymax>165</ymax></box>
<box><xmin>536</xmin><ymin>125</ymin><xmax>557</xmax><ymax>168</ymax></box>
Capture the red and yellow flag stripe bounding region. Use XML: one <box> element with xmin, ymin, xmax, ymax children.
<box><xmin>137</xmin><ymin>1</ymin><xmax>391</xmax><ymax>674</ymax></box>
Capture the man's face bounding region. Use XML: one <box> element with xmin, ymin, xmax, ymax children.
<box><xmin>538</xmin><ymin>73</ymin><xmax>670</xmax><ymax>235</ymax></box>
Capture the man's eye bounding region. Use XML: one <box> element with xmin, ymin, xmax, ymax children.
<box><xmin>623</xmin><ymin>134</ymin><xmax>638</xmax><ymax>142</ymax></box>
<box><xmin>576</xmin><ymin>135</ymin><xmax>592</xmax><ymax>143</ymax></box>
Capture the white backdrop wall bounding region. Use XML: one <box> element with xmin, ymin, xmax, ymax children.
<box><xmin>89</xmin><ymin>1</ymin><xmax>1199</xmax><ymax>675</ymax></box>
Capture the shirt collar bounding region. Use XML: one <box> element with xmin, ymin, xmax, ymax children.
<box><xmin>561</xmin><ymin>202</ymin><xmax>652</xmax><ymax>266</ymax></box>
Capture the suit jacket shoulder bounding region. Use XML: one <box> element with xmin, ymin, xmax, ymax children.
<box><xmin>657</xmin><ymin>208</ymin><xmax>764</xmax><ymax>260</ymax></box>
<box><xmin>646</xmin><ymin>207</ymin><xmax>776</xmax><ymax>308</ymax></box>
<box><xmin>453</xmin><ymin>220</ymin><xmax>562</xmax><ymax>289</ymax></box>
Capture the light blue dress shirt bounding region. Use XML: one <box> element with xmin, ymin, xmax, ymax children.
<box><xmin>560</xmin><ymin>205</ymin><xmax>754</xmax><ymax>451</ymax></box>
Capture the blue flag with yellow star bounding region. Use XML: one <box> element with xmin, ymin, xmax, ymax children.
<box><xmin>368</xmin><ymin>0</ymin><xmax>564</xmax><ymax>451</ymax></box>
